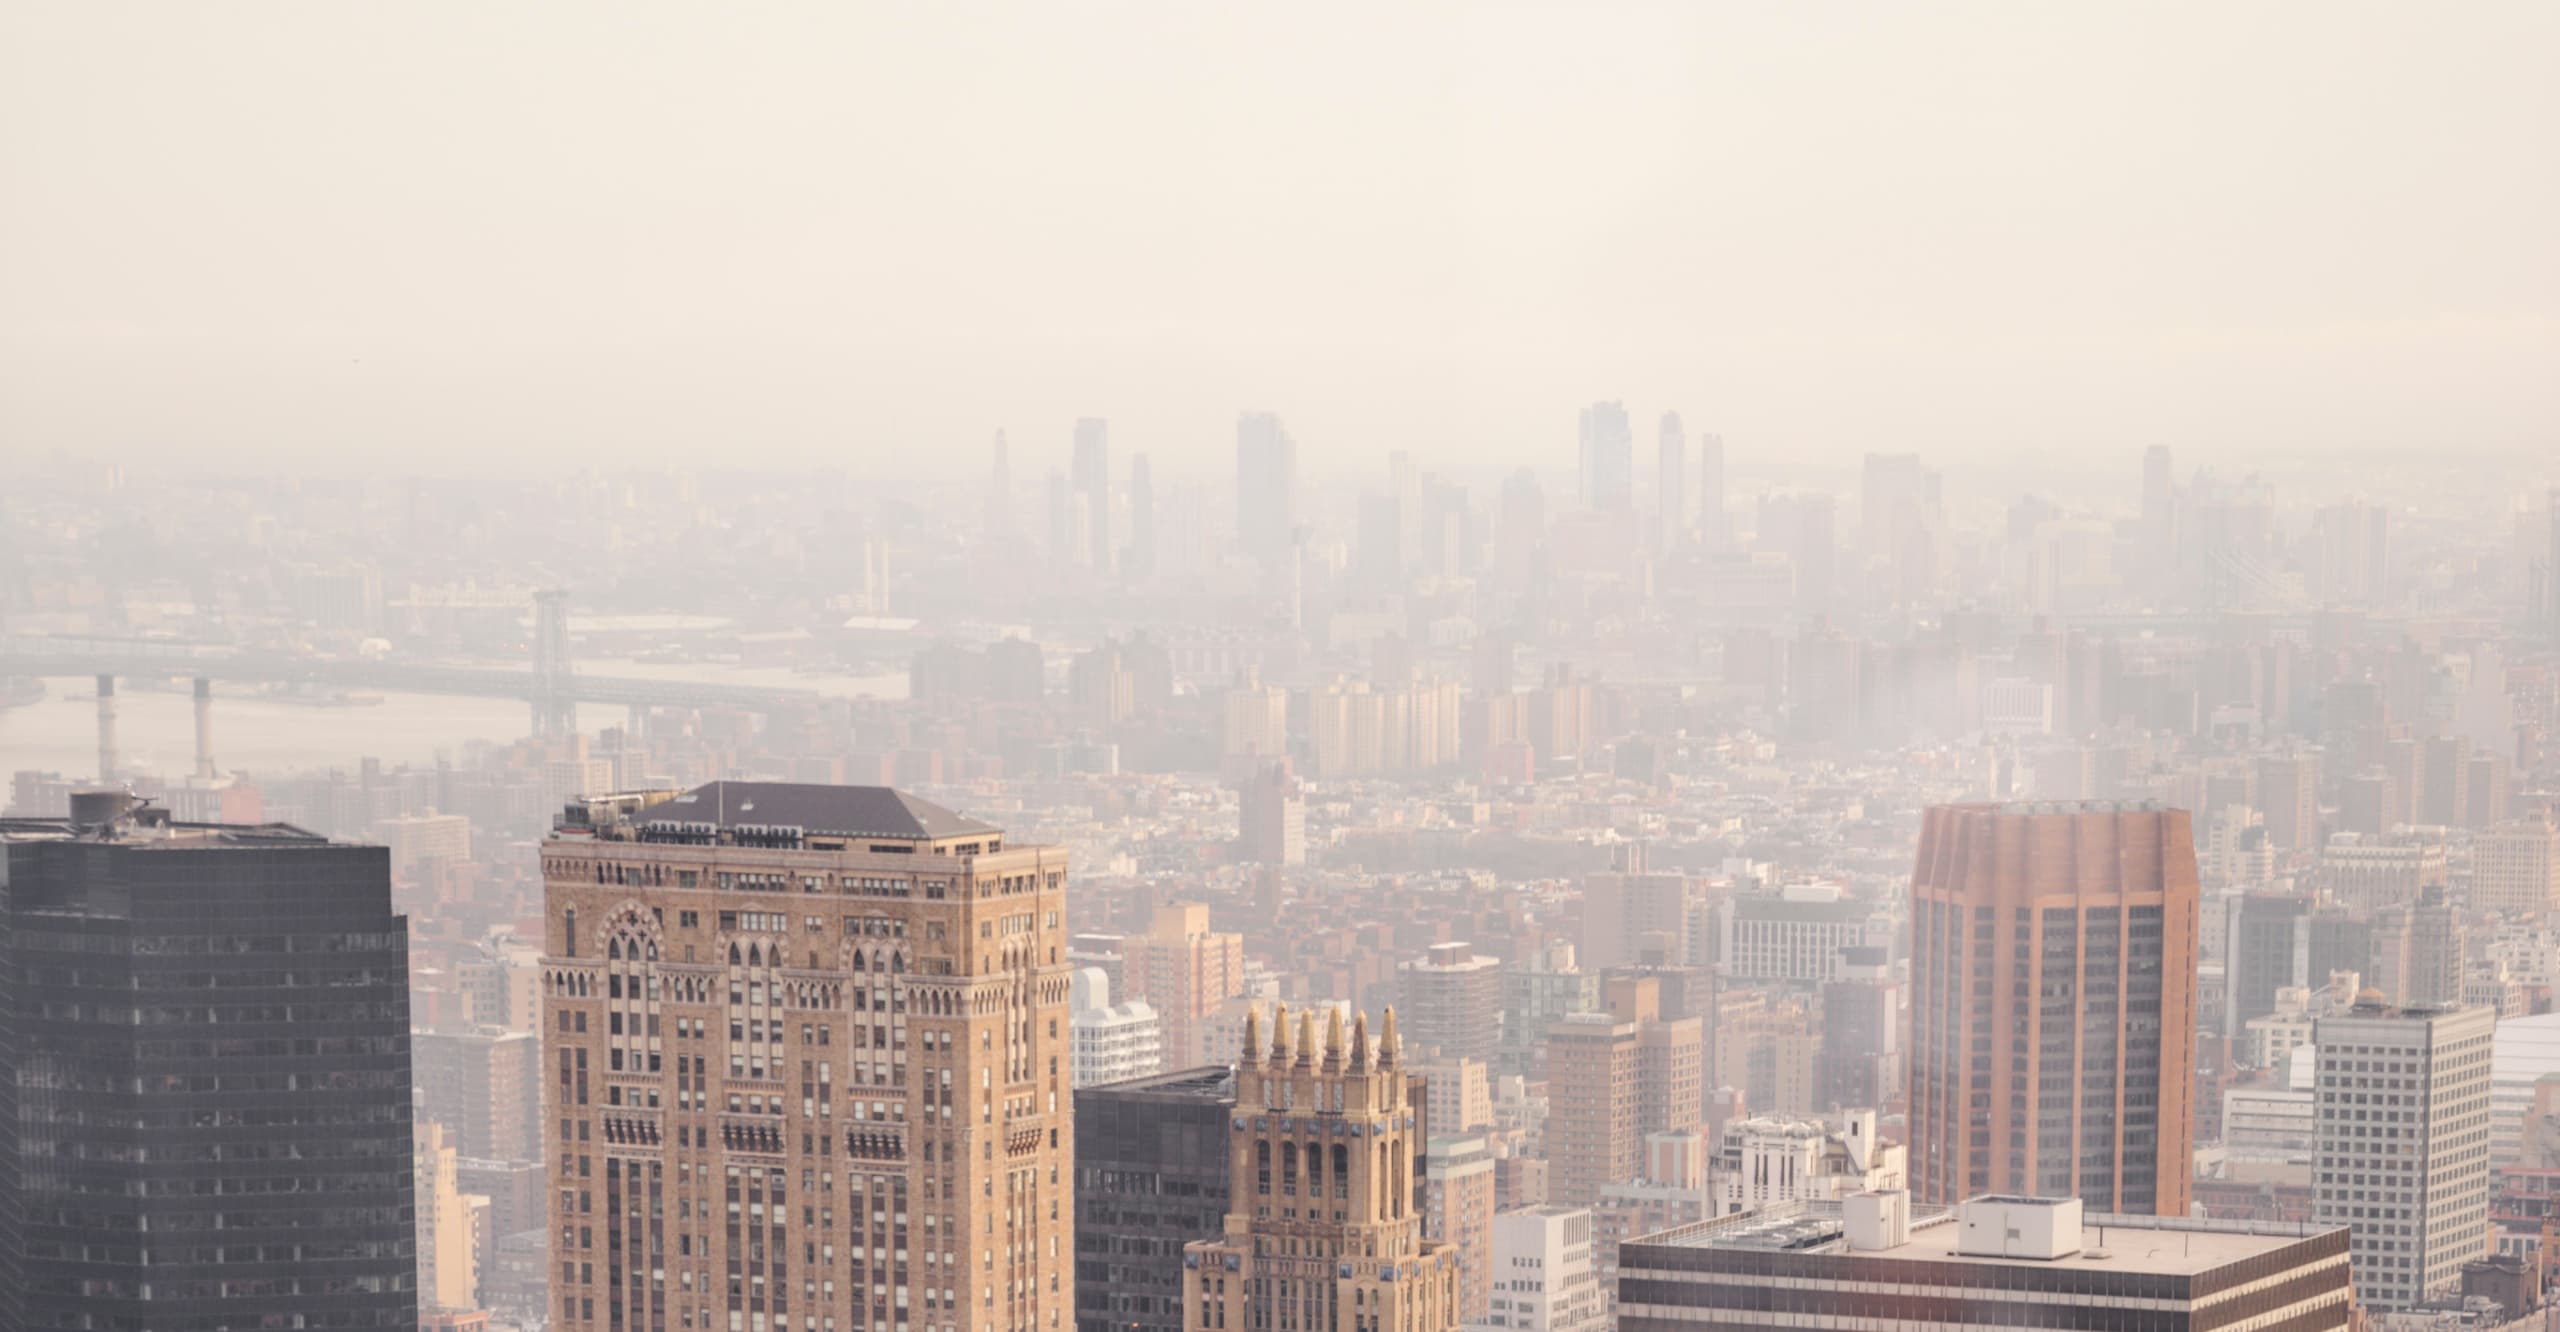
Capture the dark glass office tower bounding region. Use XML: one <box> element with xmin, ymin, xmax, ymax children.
<box><xmin>1073</xmin><ymin>1066</ymin><xmax>1236</xmax><ymax>1332</ymax></box>
<box><xmin>1</xmin><ymin>792</ymin><xmax>416</xmax><ymax>1331</ymax></box>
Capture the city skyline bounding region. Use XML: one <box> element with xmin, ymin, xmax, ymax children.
<box><xmin>3</xmin><ymin>5</ymin><xmax>2558</xmax><ymax>1328</ymax></box>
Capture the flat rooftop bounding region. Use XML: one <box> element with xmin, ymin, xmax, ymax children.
<box><xmin>0</xmin><ymin>813</ymin><xmax>327</xmax><ymax>850</ymax></box>
<box><xmin>1645</xmin><ymin>1209</ymin><xmax>2335</xmax><ymax>1278</ymax></box>
<box><xmin>1076</xmin><ymin>1066</ymin><xmax>1236</xmax><ymax>1100</ymax></box>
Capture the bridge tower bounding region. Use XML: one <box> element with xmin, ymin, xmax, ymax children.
<box><xmin>531</xmin><ymin>589</ymin><xmax>576</xmax><ymax>737</ymax></box>
<box><xmin>95</xmin><ymin>673</ymin><xmax>117</xmax><ymax>782</ymax></box>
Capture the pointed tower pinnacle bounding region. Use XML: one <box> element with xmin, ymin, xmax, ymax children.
<box><xmin>1349</xmin><ymin>1010</ymin><xmax>1371</xmax><ymax>1072</ymax></box>
<box><xmin>1323</xmin><ymin>1006</ymin><xmax>1345</xmax><ymax>1070</ymax></box>
<box><xmin>1242</xmin><ymin>1005</ymin><xmax>1263</xmax><ymax>1067</ymax></box>
<box><xmin>1295</xmin><ymin>1008</ymin><xmax>1317</xmax><ymax>1068</ymax></box>
<box><xmin>1378</xmin><ymin>1005</ymin><xmax>1400</xmax><ymax>1069</ymax></box>
<box><xmin>1270</xmin><ymin>1001</ymin><xmax>1291</xmax><ymax>1063</ymax></box>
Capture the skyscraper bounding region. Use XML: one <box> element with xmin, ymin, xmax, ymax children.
<box><xmin>1861</xmin><ymin>452</ymin><xmax>1943</xmax><ymax>604</ymax></box>
<box><xmin>1423</xmin><ymin>1134</ymin><xmax>1497</xmax><ymax>1322</ymax></box>
<box><xmin>1236</xmin><ymin>411</ymin><xmax>1296</xmax><ymax>563</ymax></box>
<box><xmin>1183</xmin><ymin>1006</ymin><xmax>1462</xmax><ymax>1332</ymax></box>
<box><xmin>1544</xmin><ymin>975</ymin><xmax>1703</xmax><ymax>1205</ymax></box>
<box><xmin>1124</xmin><ymin>901</ymin><xmax>1246</xmax><ymax>1068</ymax></box>
<box><xmin>1128</xmin><ymin>451</ymin><xmax>1155</xmax><ymax>577</ymax></box>
<box><xmin>1697</xmin><ymin>431</ymin><xmax>1725</xmax><ymax>548</ymax></box>
<box><xmin>1</xmin><ymin>791</ymin><xmax>418</xmax><ymax>1331</ymax></box>
<box><xmin>1073</xmin><ymin>416</ymin><xmax>1111</xmax><ymax>573</ymax></box>
<box><xmin>2223</xmin><ymin>891</ymin><xmax>2314</xmax><ymax>1041</ymax></box>
<box><xmin>1816</xmin><ymin>945</ymin><xmax>1902</xmax><ymax>1110</ymax></box>
<box><xmin>1069</xmin><ymin>967</ymin><xmax>1164</xmax><ymax>1088</ymax></box>
<box><xmin>2370</xmin><ymin>884</ymin><xmax>2464</xmax><ymax>1008</ymax></box>
<box><xmin>1656</xmin><ymin>411</ymin><xmax>1686</xmax><ymax>550</ymax></box>
<box><xmin>1495</xmin><ymin>467</ymin><xmax>1545</xmax><ymax>584</ymax></box>
<box><xmin>2312</xmin><ymin>1001</ymin><xmax>2495</xmax><ymax>1311</ymax></box>
<box><xmin>1907</xmin><ymin>801</ymin><xmax>2199</xmax><ymax>1216</ymax></box>
<box><xmin>540</xmin><ymin>782</ymin><xmax>1071</xmax><ymax>1332</ymax></box>
<box><xmin>2548</xmin><ymin>487</ymin><xmax>2560</xmax><ymax>639</ymax></box>
<box><xmin>1075</xmin><ymin>1067</ymin><xmax>1236</xmax><ymax>1332</ymax></box>
<box><xmin>1576</xmin><ymin>401</ymin><xmax>1633</xmax><ymax>512</ymax></box>
<box><xmin>1048</xmin><ymin>469</ymin><xmax>1077</xmax><ymax>566</ymax></box>
<box><xmin>2473</xmin><ymin>815</ymin><xmax>2560</xmax><ymax>917</ymax></box>
<box><xmin>2256</xmin><ymin>749</ymin><xmax>2321</xmax><ymax>853</ymax></box>
<box><xmin>986</xmin><ymin>429</ymin><xmax>1011</xmax><ymax>543</ymax></box>
<box><xmin>2142</xmin><ymin>444</ymin><xmax>2178</xmax><ymax>588</ymax></box>
<box><xmin>1398</xmin><ymin>941</ymin><xmax>1503</xmax><ymax>1065</ymax></box>
<box><xmin>1237</xmin><ymin>757</ymin><xmax>1306</xmax><ymax>867</ymax></box>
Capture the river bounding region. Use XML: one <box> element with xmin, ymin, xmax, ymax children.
<box><xmin>0</xmin><ymin>661</ymin><xmax>907</xmax><ymax>780</ymax></box>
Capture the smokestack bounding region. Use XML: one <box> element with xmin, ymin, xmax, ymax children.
<box><xmin>193</xmin><ymin>676</ymin><xmax>217</xmax><ymax>780</ymax></box>
<box><xmin>95</xmin><ymin>673</ymin><xmax>117</xmax><ymax>782</ymax></box>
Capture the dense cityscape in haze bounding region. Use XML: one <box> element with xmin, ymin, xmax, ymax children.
<box><xmin>1</xmin><ymin>425</ymin><xmax>2556</xmax><ymax>1330</ymax></box>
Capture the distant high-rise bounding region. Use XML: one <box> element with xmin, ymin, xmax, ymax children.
<box><xmin>2312</xmin><ymin>1001</ymin><xmax>2495</xmax><ymax>1311</ymax></box>
<box><xmin>2548</xmin><ymin>488</ymin><xmax>2560</xmax><ymax>638</ymax></box>
<box><xmin>1907</xmin><ymin>802</ymin><xmax>2199</xmax><ymax>1216</ymax></box>
<box><xmin>1757</xmin><ymin>490</ymin><xmax>1837</xmax><ymax>615</ymax></box>
<box><xmin>1236</xmin><ymin>411</ymin><xmax>1296</xmax><ymax>563</ymax></box>
<box><xmin>1124</xmin><ymin>901</ymin><xmax>1247</xmax><ymax>1068</ymax></box>
<box><xmin>1861</xmin><ymin>451</ymin><xmax>1943</xmax><ymax>602</ymax></box>
<box><xmin>2256</xmin><ymin>749</ymin><xmax>2321</xmax><ymax>853</ymax></box>
<box><xmin>1073</xmin><ymin>416</ymin><xmax>1111</xmax><ymax>572</ymax></box>
<box><xmin>1237</xmin><ymin>756</ymin><xmax>1306</xmax><ymax>867</ymax></box>
<box><xmin>2310</xmin><ymin>501</ymin><xmax>2390</xmax><ymax>605</ymax></box>
<box><xmin>1577</xmin><ymin>401</ymin><xmax>1634</xmax><ymax>512</ymax></box>
<box><xmin>1697</xmin><ymin>430</ymin><xmax>1727</xmax><ymax>546</ymax></box>
<box><xmin>1047</xmin><ymin>468</ymin><xmax>1077</xmax><ymax>566</ymax></box>
<box><xmin>1357</xmin><ymin>491</ymin><xmax>1407</xmax><ymax>589</ymax></box>
<box><xmin>2223</xmin><ymin>891</ymin><xmax>2314</xmax><ymax>1041</ymax></box>
<box><xmin>1496</xmin><ymin>467</ymin><xmax>1546</xmax><ymax>584</ymax></box>
<box><xmin>1069</xmin><ymin>967</ymin><xmax>1165</xmax><ymax>1088</ymax></box>
<box><xmin>1400</xmin><ymin>941</ymin><xmax>1503</xmax><ymax>1065</ymax></box>
<box><xmin>1424</xmin><ymin>1135</ymin><xmax>1497</xmax><ymax>1322</ymax></box>
<box><xmin>2143</xmin><ymin>444</ymin><xmax>2178</xmax><ymax>570</ymax></box>
<box><xmin>1</xmin><ymin>792</ymin><xmax>418</xmax><ymax>1331</ymax></box>
<box><xmin>1075</xmin><ymin>1067</ymin><xmax>1236</xmax><ymax>1332</ymax></box>
<box><xmin>2371</xmin><ymin>884</ymin><xmax>2464</xmax><ymax>1008</ymax></box>
<box><xmin>2473</xmin><ymin>815</ymin><xmax>2559</xmax><ymax>917</ymax></box>
<box><xmin>986</xmin><ymin>429</ymin><xmax>1011</xmax><ymax>542</ymax></box>
<box><xmin>1816</xmin><ymin>945</ymin><xmax>1902</xmax><ymax>1110</ymax></box>
<box><xmin>1127</xmin><ymin>451</ymin><xmax>1155</xmax><ymax>577</ymax></box>
<box><xmin>1656</xmin><ymin>412</ymin><xmax>1686</xmax><ymax>550</ymax></box>
<box><xmin>1184</xmin><ymin>1006</ymin><xmax>1462</xmax><ymax>1332</ymax></box>
<box><xmin>1544</xmin><ymin>975</ymin><xmax>1702</xmax><ymax>1205</ymax></box>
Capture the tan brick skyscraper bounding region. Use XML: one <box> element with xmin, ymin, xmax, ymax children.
<box><xmin>541</xmin><ymin>783</ymin><xmax>1071</xmax><ymax>1332</ymax></box>
<box><xmin>1185</xmin><ymin>1006</ymin><xmax>1460</xmax><ymax>1332</ymax></box>
<box><xmin>1907</xmin><ymin>801</ymin><xmax>2198</xmax><ymax>1217</ymax></box>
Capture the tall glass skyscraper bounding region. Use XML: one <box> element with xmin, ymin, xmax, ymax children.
<box><xmin>1907</xmin><ymin>801</ymin><xmax>2200</xmax><ymax>1217</ymax></box>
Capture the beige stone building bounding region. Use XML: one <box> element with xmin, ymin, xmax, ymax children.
<box><xmin>1185</xmin><ymin>1005</ymin><xmax>1461</xmax><ymax>1332</ymax></box>
<box><xmin>1124</xmin><ymin>901</ymin><xmax>1246</xmax><ymax>1068</ymax></box>
<box><xmin>417</xmin><ymin>1121</ymin><xmax>491</xmax><ymax>1314</ymax></box>
<box><xmin>2474</xmin><ymin>815</ymin><xmax>2559</xmax><ymax>917</ymax></box>
<box><xmin>541</xmin><ymin>781</ymin><xmax>1071</xmax><ymax>1332</ymax></box>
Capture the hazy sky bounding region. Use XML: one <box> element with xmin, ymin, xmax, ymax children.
<box><xmin>4</xmin><ymin>3</ymin><xmax>2554</xmax><ymax>479</ymax></box>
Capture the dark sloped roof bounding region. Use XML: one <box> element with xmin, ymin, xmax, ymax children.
<box><xmin>640</xmin><ymin>781</ymin><xmax>996</xmax><ymax>841</ymax></box>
